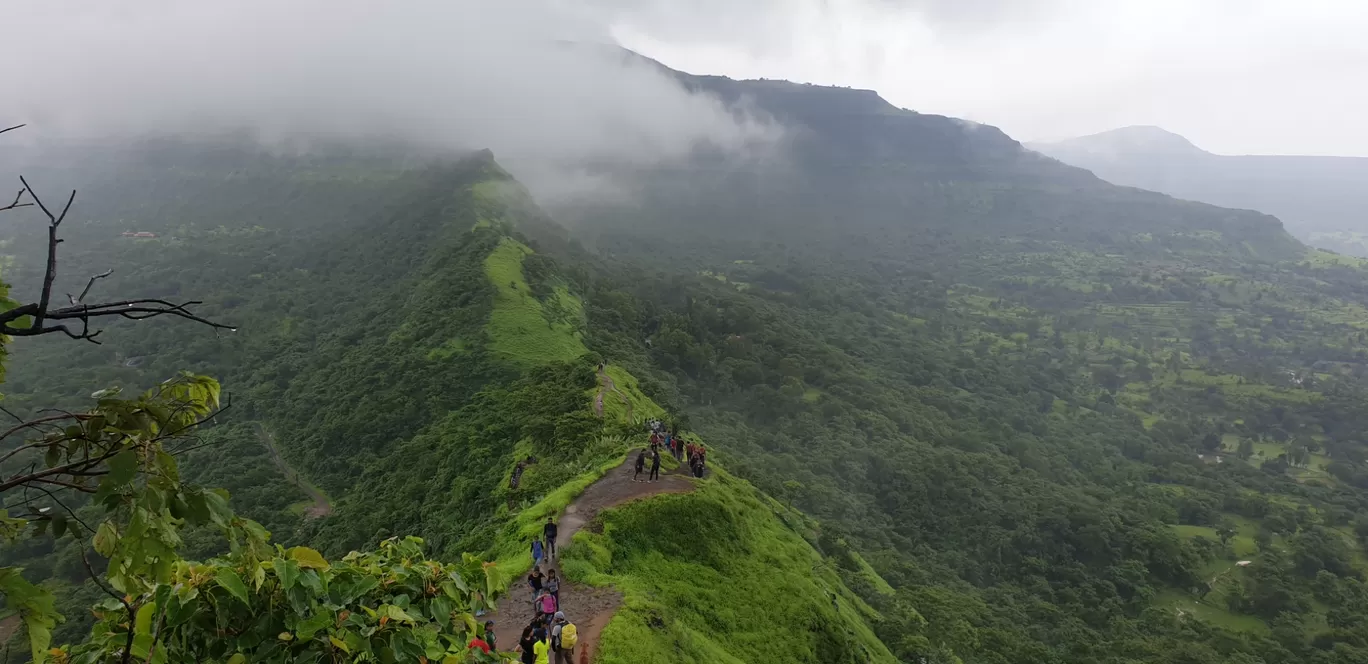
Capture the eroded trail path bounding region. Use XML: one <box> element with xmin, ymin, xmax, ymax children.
<box><xmin>493</xmin><ymin>457</ymin><xmax>694</xmax><ymax>661</ymax></box>
<box><xmin>254</xmin><ymin>423</ymin><xmax>333</xmax><ymax>518</ymax></box>
<box><xmin>592</xmin><ymin>365</ymin><xmax>632</xmax><ymax>420</ymax></box>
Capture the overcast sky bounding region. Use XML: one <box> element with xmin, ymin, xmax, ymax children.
<box><xmin>3</xmin><ymin>0</ymin><xmax>1364</xmax><ymax>159</ymax></box>
<box><xmin>601</xmin><ymin>0</ymin><xmax>1368</xmax><ymax>157</ymax></box>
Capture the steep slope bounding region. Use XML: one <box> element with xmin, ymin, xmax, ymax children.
<box><xmin>557</xmin><ymin>61</ymin><xmax>1300</xmax><ymax>273</ymax></box>
<box><xmin>1030</xmin><ymin>126</ymin><xmax>1368</xmax><ymax>253</ymax></box>
<box><xmin>0</xmin><ymin>142</ymin><xmax>898</xmax><ymax>662</ymax></box>
<box><xmin>536</xmin><ymin>60</ymin><xmax>1368</xmax><ymax>663</ymax></box>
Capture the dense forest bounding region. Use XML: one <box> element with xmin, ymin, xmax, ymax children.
<box><xmin>3</xmin><ymin>58</ymin><xmax>1368</xmax><ymax>663</ymax></box>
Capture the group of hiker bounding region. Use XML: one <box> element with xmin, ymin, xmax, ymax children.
<box><xmin>636</xmin><ymin>420</ymin><xmax>708</xmax><ymax>480</ymax></box>
<box><xmin>516</xmin><ymin>517</ymin><xmax>578</xmax><ymax>664</ymax></box>
<box><xmin>498</xmin><ymin>414</ymin><xmax>717</xmax><ymax>662</ymax></box>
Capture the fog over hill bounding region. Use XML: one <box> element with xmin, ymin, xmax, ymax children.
<box><xmin>1031</xmin><ymin>126</ymin><xmax>1368</xmax><ymax>255</ymax></box>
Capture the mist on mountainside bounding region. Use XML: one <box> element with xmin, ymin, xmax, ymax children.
<box><xmin>1031</xmin><ymin>127</ymin><xmax>1368</xmax><ymax>254</ymax></box>
<box><xmin>0</xmin><ymin>1</ymin><xmax>779</xmax><ymax>204</ymax></box>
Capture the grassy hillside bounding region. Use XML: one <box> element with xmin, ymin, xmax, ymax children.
<box><xmin>570</xmin><ymin>470</ymin><xmax>898</xmax><ymax>664</ymax></box>
<box><xmin>0</xmin><ymin>143</ymin><xmax>902</xmax><ymax>661</ymax></box>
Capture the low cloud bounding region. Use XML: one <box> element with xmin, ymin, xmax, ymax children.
<box><xmin>2</xmin><ymin>1</ymin><xmax>778</xmax><ymax>200</ymax></box>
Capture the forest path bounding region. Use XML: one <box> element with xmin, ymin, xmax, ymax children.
<box><xmin>253</xmin><ymin>423</ymin><xmax>333</xmax><ymax>519</ymax></box>
<box><xmin>592</xmin><ymin>364</ymin><xmax>632</xmax><ymax>421</ymax></box>
<box><xmin>493</xmin><ymin>456</ymin><xmax>695</xmax><ymax>661</ymax></box>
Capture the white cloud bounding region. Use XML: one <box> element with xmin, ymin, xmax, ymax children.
<box><xmin>602</xmin><ymin>0</ymin><xmax>1368</xmax><ymax>156</ymax></box>
<box><xmin>1</xmin><ymin>0</ymin><xmax>776</xmax><ymax>196</ymax></box>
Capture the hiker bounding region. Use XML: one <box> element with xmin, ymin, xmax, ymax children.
<box><xmin>551</xmin><ymin>611</ymin><xmax>579</xmax><ymax>664</ymax></box>
<box><xmin>534</xmin><ymin>631</ymin><xmax>552</xmax><ymax>664</ymax></box>
<box><xmin>528</xmin><ymin>565</ymin><xmax>544</xmax><ymax>601</ymax></box>
<box><xmin>531</xmin><ymin>536</ymin><xmax>545</xmax><ymax>567</ymax></box>
<box><xmin>649</xmin><ymin>447</ymin><xmax>661</xmax><ymax>482</ymax></box>
<box><xmin>633</xmin><ymin>448</ymin><xmax>647</xmax><ymax>482</ymax></box>
<box><xmin>484</xmin><ymin>620</ymin><xmax>497</xmax><ymax>652</ymax></box>
<box><xmin>517</xmin><ymin>625</ymin><xmax>539</xmax><ymax>664</ymax></box>
<box><xmin>546</xmin><ymin>568</ymin><xmax>561</xmax><ymax>606</ymax></box>
<box><xmin>536</xmin><ymin>587</ymin><xmax>559</xmax><ymax>623</ymax></box>
<box><xmin>549</xmin><ymin>612</ymin><xmax>564</xmax><ymax>660</ymax></box>
<box><xmin>543</xmin><ymin>517</ymin><xmax>559</xmax><ymax>559</ymax></box>
<box><xmin>468</xmin><ymin>631</ymin><xmax>491</xmax><ymax>654</ymax></box>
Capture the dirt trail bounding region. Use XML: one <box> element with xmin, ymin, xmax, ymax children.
<box><xmin>592</xmin><ymin>365</ymin><xmax>632</xmax><ymax>421</ymax></box>
<box><xmin>253</xmin><ymin>423</ymin><xmax>333</xmax><ymax>519</ymax></box>
<box><xmin>493</xmin><ymin>456</ymin><xmax>695</xmax><ymax>661</ymax></box>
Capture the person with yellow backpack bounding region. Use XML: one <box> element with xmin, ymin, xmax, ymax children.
<box><xmin>550</xmin><ymin>611</ymin><xmax>578</xmax><ymax>664</ymax></box>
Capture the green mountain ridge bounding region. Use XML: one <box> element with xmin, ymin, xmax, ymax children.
<box><xmin>0</xmin><ymin>148</ymin><xmax>901</xmax><ymax>663</ymax></box>
<box><xmin>2</xmin><ymin>58</ymin><xmax>1368</xmax><ymax>663</ymax></box>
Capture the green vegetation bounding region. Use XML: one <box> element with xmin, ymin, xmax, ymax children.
<box><xmin>5</xmin><ymin>65</ymin><xmax>1368</xmax><ymax>663</ymax></box>
<box><xmin>484</xmin><ymin>238</ymin><xmax>588</xmax><ymax>366</ymax></box>
<box><xmin>571</xmin><ymin>471</ymin><xmax>898</xmax><ymax>664</ymax></box>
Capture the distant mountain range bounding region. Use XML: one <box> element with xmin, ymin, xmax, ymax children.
<box><xmin>1030</xmin><ymin>126</ymin><xmax>1368</xmax><ymax>255</ymax></box>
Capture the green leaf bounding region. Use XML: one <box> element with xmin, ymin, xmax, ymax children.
<box><xmin>108</xmin><ymin>449</ymin><xmax>139</xmax><ymax>486</ymax></box>
<box><xmin>214</xmin><ymin>568</ymin><xmax>251</xmax><ymax>607</ymax></box>
<box><xmin>227</xmin><ymin>656</ymin><xmax>247</xmax><ymax>664</ymax></box>
<box><xmin>50</xmin><ymin>514</ymin><xmax>67</xmax><ymax>540</ymax></box>
<box><xmin>329</xmin><ymin>635</ymin><xmax>351</xmax><ymax>653</ymax></box>
<box><xmin>295</xmin><ymin>610</ymin><xmax>332</xmax><ymax>641</ymax></box>
<box><xmin>183</xmin><ymin>491</ymin><xmax>210</xmax><ymax>524</ymax></box>
<box><xmin>380</xmin><ymin>604</ymin><xmax>419</xmax><ymax>625</ymax></box>
<box><xmin>287</xmin><ymin>546</ymin><xmax>330</xmax><ymax>570</ymax></box>
<box><xmin>93</xmin><ymin>521</ymin><xmax>119</xmax><ymax>557</ymax></box>
<box><xmin>43</xmin><ymin>444</ymin><xmax>60</xmax><ymax>468</ymax></box>
<box><xmin>202</xmin><ymin>489</ymin><xmax>234</xmax><ymax>527</ymax></box>
<box><xmin>154</xmin><ymin>450</ymin><xmax>179</xmax><ymax>482</ymax></box>
<box><xmin>274</xmin><ymin>558</ymin><xmax>300</xmax><ymax>590</ymax></box>
<box><xmin>297</xmin><ymin>569</ymin><xmax>324</xmax><ymax>595</ymax></box>
<box><xmin>0</xmin><ymin>567</ymin><xmax>58</xmax><ymax>664</ymax></box>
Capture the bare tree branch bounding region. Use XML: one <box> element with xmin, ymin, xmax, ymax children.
<box><xmin>0</xmin><ymin>187</ymin><xmax>30</xmax><ymax>213</ymax></box>
<box><xmin>19</xmin><ymin>176</ymin><xmax>76</xmax><ymax>331</ymax></box>
<box><xmin>0</xmin><ymin>128</ymin><xmax>234</xmax><ymax>341</ymax></box>
<box><xmin>21</xmin><ymin>482</ymin><xmax>94</xmax><ymax>534</ymax></box>
<box><xmin>0</xmin><ymin>412</ymin><xmax>85</xmax><ymax>445</ymax></box>
<box><xmin>69</xmin><ymin>269</ymin><xmax>114</xmax><ymax>304</ymax></box>
<box><xmin>0</xmin><ymin>446</ymin><xmax>122</xmax><ymax>494</ymax></box>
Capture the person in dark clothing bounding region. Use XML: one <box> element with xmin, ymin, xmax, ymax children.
<box><xmin>543</xmin><ymin>517</ymin><xmax>558</xmax><ymax>558</ymax></box>
<box><xmin>648</xmin><ymin>448</ymin><xmax>661</xmax><ymax>482</ymax></box>
<box><xmin>518</xmin><ymin>625</ymin><xmax>538</xmax><ymax>664</ymax></box>
<box><xmin>527</xmin><ymin>565</ymin><xmax>544</xmax><ymax>601</ymax></box>
<box><xmin>633</xmin><ymin>449</ymin><xmax>646</xmax><ymax>482</ymax></box>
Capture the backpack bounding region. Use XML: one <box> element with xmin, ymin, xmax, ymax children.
<box><xmin>547</xmin><ymin>578</ymin><xmax>559</xmax><ymax>593</ymax></box>
<box><xmin>560</xmin><ymin>623</ymin><xmax>578</xmax><ymax>649</ymax></box>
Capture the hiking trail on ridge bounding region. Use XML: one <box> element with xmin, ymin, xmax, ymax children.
<box><xmin>592</xmin><ymin>365</ymin><xmax>632</xmax><ymax>420</ymax></box>
<box><xmin>492</xmin><ymin>456</ymin><xmax>695</xmax><ymax>661</ymax></box>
